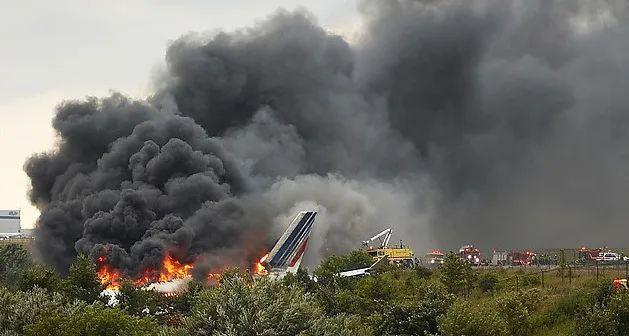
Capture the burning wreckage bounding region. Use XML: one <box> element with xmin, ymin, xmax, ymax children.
<box><xmin>99</xmin><ymin>211</ymin><xmax>316</xmax><ymax>299</ymax></box>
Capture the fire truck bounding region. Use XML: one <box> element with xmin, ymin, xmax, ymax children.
<box><xmin>459</xmin><ymin>245</ymin><xmax>481</xmax><ymax>266</ymax></box>
<box><xmin>577</xmin><ymin>247</ymin><xmax>605</xmax><ymax>263</ymax></box>
<box><xmin>425</xmin><ymin>249</ymin><xmax>445</xmax><ymax>266</ymax></box>
<box><xmin>508</xmin><ymin>251</ymin><xmax>536</xmax><ymax>266</ymax></box>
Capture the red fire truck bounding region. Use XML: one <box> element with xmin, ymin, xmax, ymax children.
<box><xmin>459</xmin><ymin>245</ymin><xmax>481</xmax><ymax>266</ymax></box>
<box><xmin>508</xmin><ymin>251</ymin><xmax>536</xmax><ymax>266</ymax></box>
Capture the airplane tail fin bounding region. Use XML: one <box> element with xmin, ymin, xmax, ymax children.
<box><xmin>264</xmin><ymin>211</ymin><xmax>316</xmax><ymax>274</ymax></box>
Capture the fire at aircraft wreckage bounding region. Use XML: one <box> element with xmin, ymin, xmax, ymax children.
<box><xmin>99</xmin><ymin>211</ymin><xmax>316</xmax><ymax>299</ymax></box>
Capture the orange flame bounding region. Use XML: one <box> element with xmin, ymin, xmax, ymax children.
<box><xmin>96</xmin><ymin>256</ymin><xmax>121</xmax><ymax>291</ymax></box>
<box><xmin>253</xmin><ymin>253</ymin><xmax>269</xmax><ymax>276</ymax></box>
<box><xmin>134</xmin><ymin>253</ymin><xmax>195</xmax><ymax>286</ymax></box>
<box><xmin>160</xmin><ymin>254</ymin><xmax>194</xmax><ymax>282</ymax></box>
<box><xmin>97</xmin><ymin>253</ymin><xmax>195</xmax><ymax>290</ymax></box>
<box><xmin>97</xmin><ymin>251</ymin><xmax>272</xmax><ymax>291</ymax></box>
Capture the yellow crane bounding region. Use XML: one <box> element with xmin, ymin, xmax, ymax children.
<box><xmin>362</xmin><ymin>228</ymin><xmax>416</xmax><ymax>267</ymax></box>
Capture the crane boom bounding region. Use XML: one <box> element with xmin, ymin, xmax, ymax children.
<box><xmin>362</xmin><ymin>228</ymin><xmax>393</xmax><ymax>249</ymax></box>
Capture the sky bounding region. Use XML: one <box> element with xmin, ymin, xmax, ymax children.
<box><xmin>0</xmin><ymin>0</ymin><xmax>360</xmax><ymax>229</ymax></box>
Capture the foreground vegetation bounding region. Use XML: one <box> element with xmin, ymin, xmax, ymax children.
<box><xmin>0</xmin><ymin>244</ymin><xmax>628</xmax><ymax>335</ymax></box>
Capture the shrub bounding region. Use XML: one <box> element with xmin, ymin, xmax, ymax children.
<box><xmin>517</xmin><ymin>288</ymin><xmax>543</xmax><ymax>312</ymax></box>
<box><xmin>572</xmin><ymin>307</ymin><xmax>617</xmax><ymax>336</ymax></box>
<box><xmin>0</xmin><ymin>286</ymin><xmax>76</xmax><ymax>333</ymax></box>
<box><xmin>609</xmin><ymin>293</ymin><xmax>629</xmax><ymax>334</ymax></box>
<box><xmin>378</xmin><ymin>294</ymin><xmax>452</xmax><ymax>335</ymax></box>
<box><xmin>520</xmin><ymin>274</ymin><xmax>541</xmax><ymax>287</ymax></box>
<box><xmin>495</xmin><ymin>292</ymin><xmax>532</xmax><ymax>336</ymax></box>
<box><xmin>184</xmin><ymin>276</ymin><xmax>321</xmax><ymax>335</ymax></box>
<box><xmin>440</xmin><ymin>252</ymin><xmax>475</xmax><ymax>295</ymax></box>
<box><xmin>593</xmin><ymin>280</ymin><xmax>613</xmax><ymax>308</ymax></box>
<box><xmin>24</xmin><ymin>303</ymin><xmax>159</xmax><ymax>336</ymax></box>
<box><xmin>413</xmin><ymin>265</ymin><xmax>433</xmax><ymax>279</ymax></box>
<box><xmin>478</xmin><ymin>273</ymin><xmax>499</xmax><ymax>293</ymax></box>
<box><xmin>301</xmin><ymin>314</ymin><xmax>373</xmax><ymax>336</ymax></box>
<box><xmin>551</xmin><ymin>289</ymin><xmax>593</xmax><ymax>321</ymax></box>
<box><xmin>438</xmin><ymin>300</ymin><xmax>509</xmax><ymax>336</ymax></box>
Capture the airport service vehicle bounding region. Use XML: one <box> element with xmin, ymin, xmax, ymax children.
<box><xmin>596</xmin><ymin>252</ymin><xmax>621</xmax><ymax>262</ymax></box>
<box><xmin>578</xmin><ymin>247</ymin><xmax>605</xmax><ymax>263</ymax></box>
<box><xmin>492</xmin><ymin>251</ymin><xmax>508</xmax><ymax>266</ymax></box>
<box><xmin>362</xmin><ymin>228</ymin><xmax>416</xmax><ymax>267</ymax></box>
<box><xmin>509</xmin><ymin>251</ymin><xmax>536</xmax><ymax>266</ymax></box>
<box><xmin>459</xmin><ymin>245</ymin><xmax>481</xmax><ymax>266</ymax></box>
<box><xmin>425</xmin><ymin>249</ymin><xmax>445</xmax><ymax>265</ymax></box>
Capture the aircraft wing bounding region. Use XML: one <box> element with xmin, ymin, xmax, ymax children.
<box><xmin>337</xmin><ymin>255</ymin><xmax>389</xmax><ymax>278</ymax></box>
<box><xmin>339</xmin><ymin>267</ymin><xmax>371</xmax><ymax>277</ymax></box>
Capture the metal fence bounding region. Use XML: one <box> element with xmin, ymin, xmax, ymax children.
<box><xmin>493</xmin><ymin>261</ymin><xmax>629</xmax><ymax>291</ymax></box>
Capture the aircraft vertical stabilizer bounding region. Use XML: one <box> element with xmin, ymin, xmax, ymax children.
<box><xmin>263</xmin><ymin>211</ymin><xmax>316</xmax><ymax>277</ymax></box>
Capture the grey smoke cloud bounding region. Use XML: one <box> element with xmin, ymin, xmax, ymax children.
<box><xmin>25</xmin><ymin>0</ymin><xmax>629</xmax><ymax>275</ymax></box>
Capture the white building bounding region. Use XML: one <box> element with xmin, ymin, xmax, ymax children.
<box><xmin>0</xmin><ymin>210</ymin><xmax>21</xmax><ymax>234</ymax></box>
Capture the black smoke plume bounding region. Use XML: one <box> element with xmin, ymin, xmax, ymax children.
<box><xmin>26</xmin><ymin>0</ymin><xmax>629</xmax><ymax>275</ymax></box>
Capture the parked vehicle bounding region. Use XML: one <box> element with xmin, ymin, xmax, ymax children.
<box><xmin>492</xmin><ymin>251</ymin><xmax>508</xmax><ymax>266</ymax></box>
<box><xmin>596</xmin><ymin>252</ymin><xmax>621</xmax><ymax>262</ymax></box>
<box><xmin>425</xmin><ymin>249</ymin><xmax>445</xmax><ymax>266</ymax></box>
<box><xmin>459</xmin><ymin>245</ymin><xmax>481</xmax><ymax>266</ymax></box>
<box><xmin>508</xmin><ymin>251</ymin><xmax>536</xmax><ymax>266</ymax></box>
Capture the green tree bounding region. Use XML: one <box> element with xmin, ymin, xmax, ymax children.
<box><xmin>171</xmin><ymin>279</ymin><xmax>205</xmax><ymax>316</ymax></box>
<box><xmin>377</xmin><ymin>283</ymin><xmax>453</xmax><ymax>336</ymax></box>
<box><xmin>314</xmin><ymin>250</ymin><xmax>373</xmax><ymax>287</ymax></box>
<box><xmin>300</xmin><ymin>314</ymin><xmax>373</xmax><ymax>336</ymax></box>
<box><xmin>283</xmin><ymin>268</ymin><xmax>318</xmax><ymax>293</ymax></box>
<box><xmin>24</xmin><ymin>303</ymin><xmax>159</xmax><ymax>336</ymax></box>
<box><xmin>184</xmin><ymin>276</ymin><xmax>322</xmax><ymax>335</ymax></box>
<box><xmin>439</xmin><ymin>252</ymin><xmax>475</xmax><ymax>295</ymax></box>
<box><xmin>64</xmin><ymin>254</ymin><xmax>103</xmax><ymax>303</ymax></box>
<box><xmin>0</xmin><ymin>286</ymin><xmax>72</xmax><ymax>333</ymax></box>
<box><xmin>0</xmin><ymin>244</ymin><xmax>33</xmax><ymax>287</ymax></box>
<box><xmin>219</xmin><ymin>266</ymin><xmax>251</xmax><ymax>284</ymax></box>
<box><xmin>117</xmin><ymin>280</ymin><xmax>165</xmax><ymax>317</ymax></box>
<box><xmin>18</xmin><ymin>264</ymin><xmax>61</xmax><ymax>292</ymax></box>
